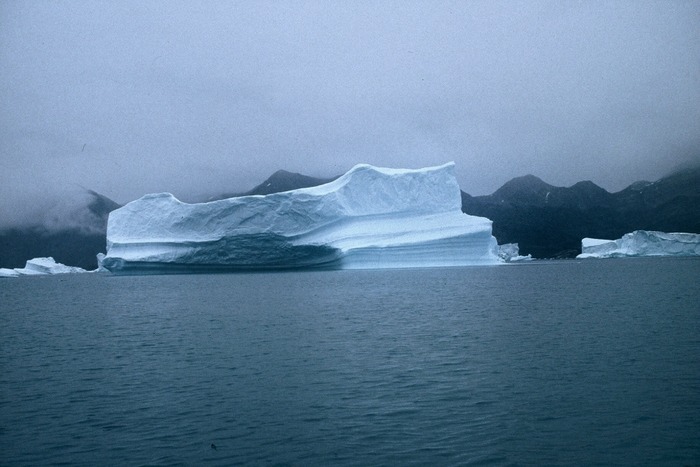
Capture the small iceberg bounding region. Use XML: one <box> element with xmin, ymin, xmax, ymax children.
<box><xmin>498</xmin><ymin>243</ymin><xmax>533</xmax><ymax>262</ymax></box>
<box><xmin>0</xmin><ymin>257</ymin><xmax>89</xmax><ymax>277</ymax></box>
<box><xmin>577</xmin><ymin>230</ymin><xmax>700</xmax><ymax>258</ymax></box>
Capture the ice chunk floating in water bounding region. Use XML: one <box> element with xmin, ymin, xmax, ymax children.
<box><xmin>498</xmin><ymin>243</ymin><xmax>533</xmax><ymax>262</ymax></box>
<box><xmin>102</xmin><ymin>163</ymin><xmax>501</xmax><ymax>273</ymax></box>
<box><xmin>577</xmin><ymin>230</ymin><xmax>700</xmax><ymax>258</ymax></box>
<box><xmin>0</xmin><ymin>257</ymin><xmax>88</xmax><ymax>277</ymax></box>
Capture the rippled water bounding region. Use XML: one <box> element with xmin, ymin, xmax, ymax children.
<box><xmin>1</xmin><ymin>258</ymin><xmax>699</xmax><ymax>465</ymax></box>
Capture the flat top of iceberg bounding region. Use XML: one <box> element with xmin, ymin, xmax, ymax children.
<box><xmin>581</xmin><ymin>238</ymin><xmax>614</xmax><ymax>248</ymax></box>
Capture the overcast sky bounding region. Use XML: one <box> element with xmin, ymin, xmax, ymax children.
<box><xmin>1</xmin><ymin>0</ymin><xmax>699</xmax><ymax>226</ymax></box>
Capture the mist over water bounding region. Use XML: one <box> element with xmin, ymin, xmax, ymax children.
<box><xmin>1</xmin><ymin>258</ymin><xmax>699</xmax><ymax>465</ymax></box>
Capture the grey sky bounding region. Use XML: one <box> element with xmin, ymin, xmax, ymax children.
<box><xmin>1</xmin><ymin>0</ymin><xmax>699</xmax><ymax>226</ymax></box>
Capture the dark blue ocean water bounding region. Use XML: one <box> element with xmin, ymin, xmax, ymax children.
<box><xmin>1</xmin><ymin>258</ymin><xmax>699</xmax><ymax>466</ymax></box>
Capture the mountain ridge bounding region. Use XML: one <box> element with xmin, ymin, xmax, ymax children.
<box><xmin>0</xmin><ymin>189</ymin><xmax>119</xmax><ymax>269</ymax></box>
<box><xmin>1</xmin><ymin>166</ymin><xmax>698</xmax><ymax>268</ymax></box>
<box><xmin>462</xmin><ymin>166</ymin><xmax>700</xmax><ymax>257</ymax></box>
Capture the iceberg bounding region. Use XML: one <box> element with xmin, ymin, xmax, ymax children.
<box><xmin>498</xmin><ymin>243</ymin><xmax>533</xmax><ymax>262</ymax></box>
<box><xmin>577</xmin><ymin>230</ymin><xmax>700</xmax><ymax>258</ymax></box>
<box><xmin>102</xmin><ymin>163</ymin><xmax>501</xmax><ymax>273</ymax></box>
<box><xmin>0</xmin><ymin>257</ymin><xmax>88</xmax><ymax>277</ymax></box>
<box><xmin>0</xmin><ymin>268</ymin><xmax>20</xmax><ymax>278</ymax></box>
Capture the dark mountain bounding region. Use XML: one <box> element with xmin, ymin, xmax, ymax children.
<box><xmin>244</xmin><ymin>170</ymin><xmax>337</xmax><ymax>196</ymax></box>
<box><xmin>490</xmin><ymin>175</ymin><xmax>555</xmax><ymax>205</ymax></box>
<box><xmin>0</xmin><ymin>189</ymin><xmax>120</xmax><ymax>270</ymax></box>
<box><xmin>207</xmin><ymin>170</ymin><xmax>337</xmax><ymax>201</ymax></box>
<box><xmin>462</xmin><ymin>175</ymin><xmax>620</xmax><ymax>257</ymax></box>
<box><xmin>488</xmin><ymin>175</ymin><xmax>616</xmax><ymax>209</ymax></box>
<box><xmin>461</xmin><ymin>166</ymin><xmax>700</xmax><ymax>258</ymax></box>
<box><xmin>2</xmin><ymin>166</ymin><xmax>697</xmax><ymax>269</ymax></box>
<box><xmin>612</xmin><ymin>166</ymin><xmax>700</xmax><ymax>232</ymax></box>
<box><xmin>0</xmin><ymin>227</ymin><xmax>109</xmax><ymax>271</ymax></box>
<box><xmin>86</xmin><ymin>189</ymin><xmax>121</xmax><ymax>223</ymax></box>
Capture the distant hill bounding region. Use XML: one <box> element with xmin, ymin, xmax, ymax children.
<box><xmin>1</xmin><ymin>166</ymin><xmax>698</xmax><ymax>268</ymax></box>
<box><xmin>207</xmin><ymin>170</ymin><xmax>337</xmax><ymax>200</ymax></box>
<box><xmin>0</xmin><ymin>189</ymin><xmax>120</xmax><ymax>270</ymax></box>
<box><xmin>461</xmin><ymin>166</ymin><xmax>700</xmax><ymax>258</ymax></box>
<box><xmin>244</xmin><ymin>170</ymin><xmax>337</xmax><ymax>196</ymax></box>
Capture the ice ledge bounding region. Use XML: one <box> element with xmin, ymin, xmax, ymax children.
<box><xmin>0</xmin><ymin>257</ymin><xmax>89</xmax><ymax>277</ymax></box>
<box><xmin>577</xmin><ymin>230</ymin><xmax>700</xmax><ymax>258</ymax></box>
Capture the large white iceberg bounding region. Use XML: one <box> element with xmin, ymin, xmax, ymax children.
<box><xmin>102</xmin><ymin>163</ymin><xmax>500</xmax><ymax>273</ymax></box>
<box><xmin>0</xmin><ymin>257</ymin><xmax>88</xmax><ymax>277</ymax></box>
<box><xmin>577</xmin><ymin>230</ymin><xmax>700</xmax><ymax>258</ymax></box>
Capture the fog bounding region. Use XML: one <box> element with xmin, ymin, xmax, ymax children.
<box><xmin>1</xmin><ymin>0</ymin><xmax>699</xmax><ymax>227</ymax></box>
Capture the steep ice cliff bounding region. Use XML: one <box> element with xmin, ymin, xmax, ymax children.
<box><xmin>102</xmin><ymin>163</ymin><xmax>501</xmax><ymax>273</ymax></box>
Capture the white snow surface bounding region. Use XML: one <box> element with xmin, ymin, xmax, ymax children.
<box><xmin>577</xmin><ymin>230</ymin><xmax>700</xmax><ymax>258</ymax></box>
<box><xmin>103</xmin><ymin>162</ymin><xmax>501</xmax><ymax>272</ymax></box>
<box><xmin>0</xmin><ymin>257</ymin><xmax>88</xmax><ymax>277</ymax></box>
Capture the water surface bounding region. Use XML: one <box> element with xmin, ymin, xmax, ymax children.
<box><xmin>1</xmin><ymin>258</ymin><xmax>699</xmax><ymax>465</ymax></box>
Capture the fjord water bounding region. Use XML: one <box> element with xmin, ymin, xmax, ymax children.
<box><xmin>1</xmin><ymin>259</ymin><xmax>698</xmax><ymax>465</ymax></box>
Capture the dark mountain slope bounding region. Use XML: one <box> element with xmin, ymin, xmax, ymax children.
<box><xmin>0</xmin><ymin>190</ymin><xmax>120</xmax><ymax>270</ymax></box>
<box><xmin>208</xmin><ymin>170</ymin><xmax>337</xmax><ymax>200</ymax></box>
<box><xmin>2</xmin><ymin>166</ymin><xmax>697</xmax><ymax>268</ymax></box>
<box><xmin>613</xmin><ymin>166</ymin><xmax>700</xmax><ymax>233</ymax></box>
<box><xmin>244</xmin><ymin>170</ymin><xmax>337</xmax><ymax>196</ymax></box>
<box><xmin>490</xmin><ymin>175</ymin><xmax>555</xmax><ymax>205</ymax></box>
<box><xmin>0</xmin><ymin>227</ymin><xmax>108</xmax><ymax>270</ymax></box>
<box><xmin>461</xmin><ymin>166</ymin><xmax>700</xmax><ymax>258</ymax></box>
